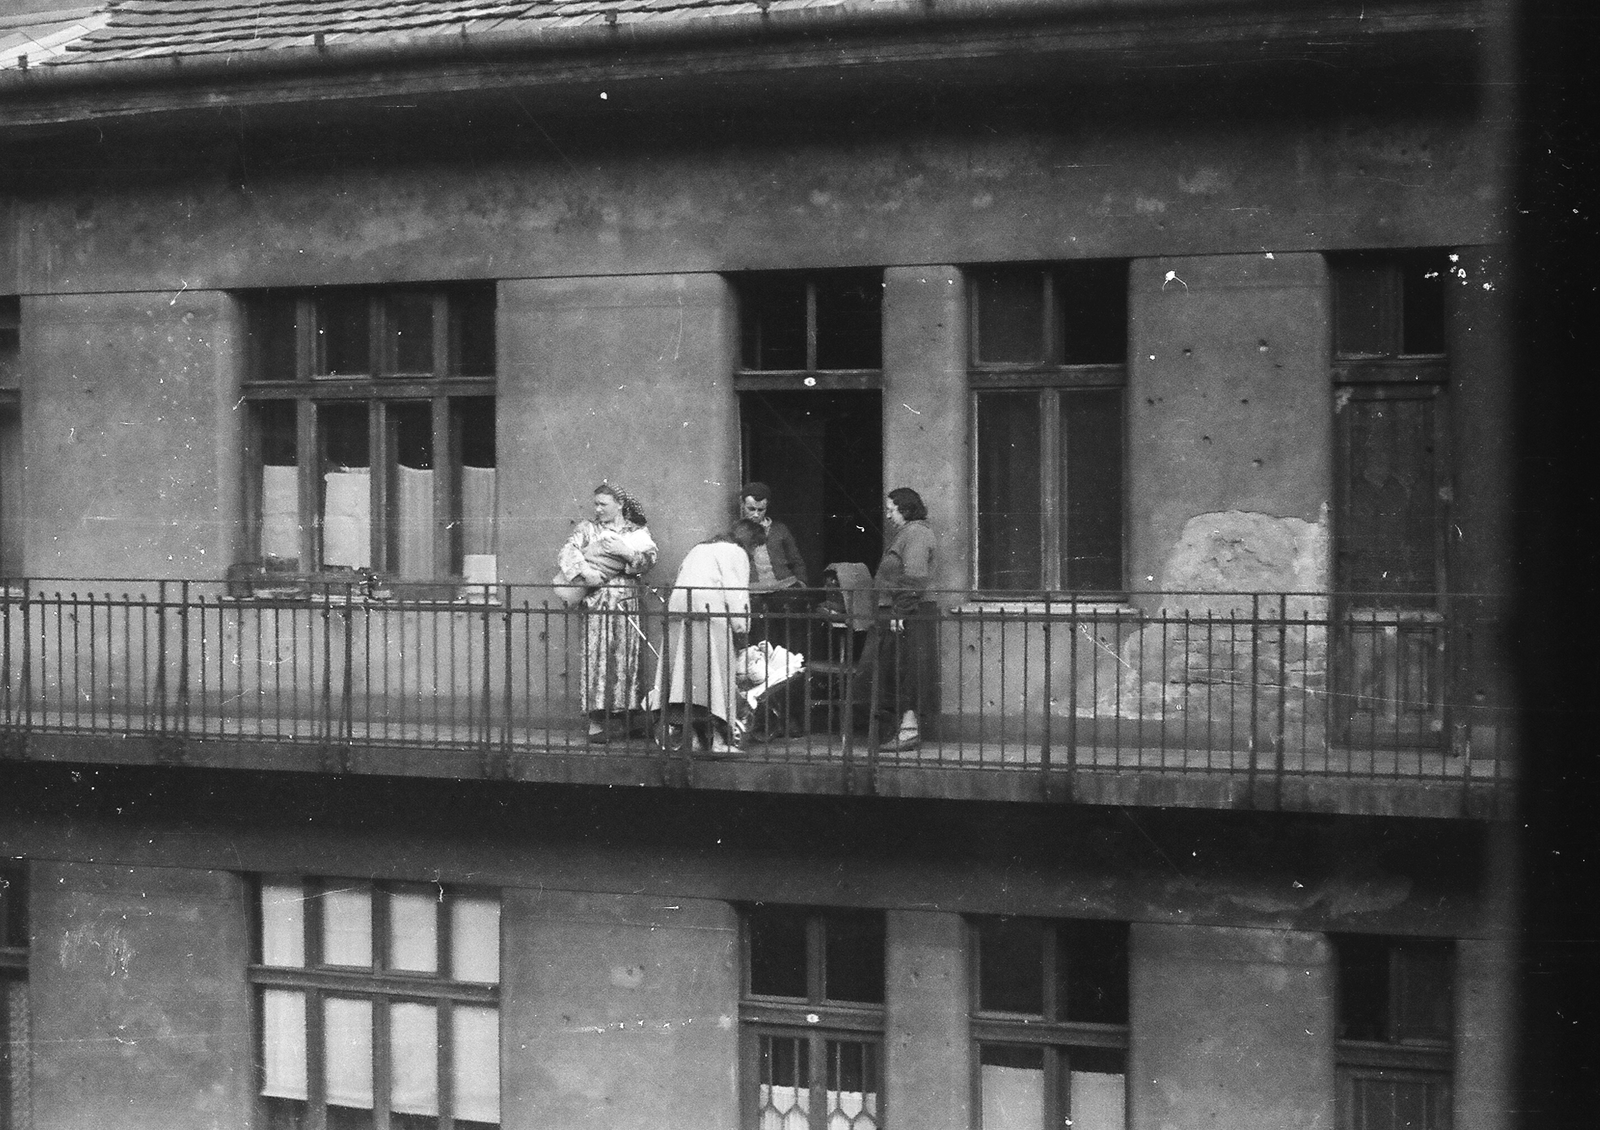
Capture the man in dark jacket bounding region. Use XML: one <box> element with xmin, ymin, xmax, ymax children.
<box><xmin>740</xmin><ymin>481</ymin><xmax>808</xmax><ymax>592</ymax></box>
<box><xmin>739</xmin><ymin>482</ymin><xmax>813</xmax><ymax>737</ymax></box>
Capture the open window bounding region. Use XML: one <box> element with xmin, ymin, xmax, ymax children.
<box><xmin>241</xmin><ymin>285</ymin><xmax>497</xmax><ymax>592</ymax></box>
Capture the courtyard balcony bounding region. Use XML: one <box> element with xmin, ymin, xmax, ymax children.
<box><xmin>0</xmin><ymin>579</ymin><xmax>1512</xmax><ymax>819</ymax></box>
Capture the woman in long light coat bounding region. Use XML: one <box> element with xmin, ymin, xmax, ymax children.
<box><xmin>652</xmin><ymin>519</ymin><xmax>765</xmax><ymax>753</ymax></box>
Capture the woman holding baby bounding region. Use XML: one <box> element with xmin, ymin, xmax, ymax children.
<box><xmin>555</xmin><ymin>483</ymin><xmax>658</xmax><ymax>741</ymax></box>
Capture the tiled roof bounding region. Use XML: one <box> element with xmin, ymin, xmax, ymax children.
<box><xmin>0</xmin><ymin>6</ymin><xmax>113</xmax><ymax>70</ymax></box>
<box><xmin>29</xmin><ymin>0</ymin><xmax>867</xmax><ymax>66</ymax></box>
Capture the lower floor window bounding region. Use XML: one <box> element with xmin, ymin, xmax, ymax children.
<box><xmin>754</xmin><ymin>1031</ymin><xmax>881</xmax><ymax>1130</ymax></box>
<box><xmin>977</xmin><ymin>1043</ymin><xmax>1125</xmax><ymax>1130</ymax></box>
<box><xmin>1338</xmin><ymin>1066</ymin><xmax>1451</xmax><ymax>1130</ymax></box>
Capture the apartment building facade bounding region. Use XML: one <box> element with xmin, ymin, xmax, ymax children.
<box><xmin>0</xmin><ymin>1</ymin><xmax>1515</xmax><ymax>1128</ymax></box>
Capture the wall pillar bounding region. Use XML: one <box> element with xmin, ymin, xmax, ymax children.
<box><xmin>882</xmin><ymin>265</ymin><xmax>968</xmax><ymax>594</ymax></box>
<box><xmin>1455</xmin><ymin>936</ymin><xmax>1515</xmax><ymax>1130</ymax></box>
<box><xmin>884</xmin><ymin>909</ymin><xmax>969</xmax><ymax>1130</ymax></box>
<box><xmin>1129</xmin><ymin>922</ymin><xmax>1334</xmax><ymax>1130</ymax></box>
<box><xmin>28</xmin><ymin>861</ymin><xmax>253</xmax><ymax>1130</ymax></box>
<box><xmin>500</xmin><ymin>890</ymin><xmax>739</xmax><ymax>1130</ymax></box>
<box><xmin>1127</xmin><ymin>254</ymin><xmax>1331</xmax><ymax>598</ymax></box>
<box><xmin>497</xmin><ymin>273</ymin><xmax>739</xmax><ymax>584</ymax></box>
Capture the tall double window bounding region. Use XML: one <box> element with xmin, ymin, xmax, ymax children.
<box><xmin>740</xmin><ymin>905</ymin><xmax>885</xmax><ymax>1130</ymax></box>
<box><xmin>969</xmin><ymin>916</ymin><xmax>1128</xmax><ymax>1130</ymax></box>
<box><xmin>250</xmin><ymin>877</ymin><xmax>501</xmax><ymax>1129</ymax></box>
<box><xmin>970</xmin><ymin>263</ymin><xmax>1127</xmax><ymax>593</ymax></box>
<box><xmin>243</xmin><ymin>285</ymin><xmax>497</xmax><ymax>584</ymax></box>
<box><xmin>0</xmin><ymin>866</ymin><xmax>27</xmax><ymax>1130</ymax></box>
<box><xmin>1333</xmin><ymin>935</ymin><xmax>1454</xmax><ymax>1130</ymax></box>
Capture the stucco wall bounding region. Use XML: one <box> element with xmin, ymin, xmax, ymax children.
<box><xmin>27</xmin><ymin>861</ymin><xmax>253</xmax><ymax>1130</ymax></box>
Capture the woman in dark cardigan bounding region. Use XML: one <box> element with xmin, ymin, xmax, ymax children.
<box><xmin>873</xmin><ymin>486</ymin><xmax>938</xmax><ymax>752</ymax></box>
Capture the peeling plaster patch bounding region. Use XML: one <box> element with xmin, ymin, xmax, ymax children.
<box><xmin>1178</xmin><ymin>166</ymin><xmax>1231</xmax><ymax>195</ymax></box>
<box><xmin>609</xmin><ymin>964</ymin><xmax>646</xmax><ymax>989</ymax></box>
<box><xmin>1134</xmin><ymin>196</ymin><xmax>1167</xmax><ymax>214</ymax></box>
<box><xmin>1160</xmin><ymin>509</ymin><xmax>1329</xmax><ymax>609</ymax></box>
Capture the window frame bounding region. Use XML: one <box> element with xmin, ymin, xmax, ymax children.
<box><xmin>1332</xmin><ymin>935</ymin><xmax>1455</xmax><ymax>1130</ymax></box>
<box><xmin>247</xmin><ymin>875</ymin><xmax>502</xmax><ymax>1129</ymax></box>
<box><xmin>738</xmin><ymin>905</ymin><xmax>886</xmax><ymax>1130</ymax></box>
<box><xmin>967</xmin><ymin>263</ymin><xmax>1128</xmax><ymax>597</ymax></box>
<box><xmin>967</xmin><ymin>915</ymin><xmax>1130</xmax><ymax>1130</ymax></box>
<box><xmin>1</xmin><ymin>864</ymin><xmax>27</xmax><ymax>1130</ymax></box>
<box><xmin>240</xmin><ymin>285</ymin><xmax>496</xmax><ymax>588</ymax></box>
<box><xmin>733</xmin><ymin>270</ymin><xmax>884</xmax><ymax>392</ymax></box>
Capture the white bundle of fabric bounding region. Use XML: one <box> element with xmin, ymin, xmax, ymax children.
<box><xmin>738</xmin><ymin>641</ymin><xmax>806</xmax><ymax>709</ymax></box>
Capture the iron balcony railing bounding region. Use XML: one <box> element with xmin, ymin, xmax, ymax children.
<box><xmin>0</xmin><ymin>580</ymin><xmax>1512</xmax><ymax>811</ymax></box>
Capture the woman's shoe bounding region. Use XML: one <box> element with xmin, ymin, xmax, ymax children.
<box><xmin>878</xmin><ymin>732</ymin><xmax>921</xmax><ymax>753</ymax></box>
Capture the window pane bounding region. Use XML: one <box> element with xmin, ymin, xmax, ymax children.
<box><xmin>1394</xmin><ymin>942</ymin><xmax>1453</xmax><ymax>1043</ymax></box>
<box><xmin>980</xmin><ymin>1044</ymin><xmax>1044</xmax><ymax>1130</ymax></box>
<box><xmin>389</xmin><ymin>402</ymin><xmax>435</xmax><ymax>580</ymax></box>
<box><xmin>1333</xmin><ymin>264</ymin><xmax>1399</xmax><ymax>358</ymax></box>
<box><xmin>977</xmin><ymin>917</ymin><xmax>1044</xmax><ymax>1015</ymax></box>
<box><xmin>316</xmin><ymin>292</ymin><xmax>371</xmax><ymax>376</ymax></box>
<box><xmin>452</xmin><ymin>1005</ymin><xmax>500</xmax><ymax>1124</ymax></box>
<box><xmin>741</xmin><ymin>278</ymin><xmax>808</xmax><ymax>371</ymax></box>
<box><xmin>1335</xmin><ymin>394</ymin><xmax>1442</xmax><ymax>602</ymax></box>
<box><xmin>323</xmin><ymin>997</ymin><xmax>374</xmax><ymax>1110</ymax></box>
<box><xmin>1060</xmin><ymin>389</ymin><xmax>1124</xmax><ymax>592</ymax></box>
<box><xmin>1068</xmin><ymin>1048</ymin><xmax>1126</xmax><ymax>1130</ymax></box>
<box><xmin>451</xmin><ymin>286</ymin><xmax>497</xmax><ymax>377</ymax></box>
<box><xmin>1400</xmin><ymin>254</ymin><xmax>1447</xmax><ymax>356</ymax></box>
<box><xmin>390</xmin><ymin>1002</ymin><xmax>439</xmax><ymax>1116</ymax></box>
<box><xmin>260</xmin><ymin>989</ymin><xmax>308</xmax><ymax>1100</ymax></box>
<box><xmin>976</xmin><ymin>391</ymin><xmax>1043</xmax><ymax>590</ymax></box>
<box><xmin>1335</xmin><ymin>934</ymin><xmax>1392</xmax><ymax>1042</ymax></box>
<box><xmin>257</xmin><ymin>402</ymin><xmax>301</xmax><ymax>568</ymax></box>
<box><xmin>749</xmin><ymin>906</ymin><xmax>809</xmax><ymax>998</ymax></box>
<box><xmin>975</xmin><ymin>269</ymin><xmax>1046</xmax><ymax>364</ymax></box>
<box><xmin>252</xmin><ymin>296</ymin><xmax>299</xmax><ymax>381</ymax></box>
<box><xmin>4</xmin><ymin>978</ymin><xmax>31</xmax><ymax>1130</ymax></box>
<box><xmin>759</xmin><ymin>1034</ymin><xmax>810</xmax><ymax>1130</ymax></box>
<box><xmin>1057</xmin><ymin>919</ymin><xmax>1129</xmax><ymax>1025</ymax></box>
<box><xmin>319</xmin><ymin>404</ymin><xmax>371</xmax><ymax>570</ymax></box>
<box><xmin>823</xmin><ymin>911</ymin><xmax>884</xmax><ymax>1004</ymax></box>
<box><xmin>386</xmin><ymin>293</ymin><xmax>435</xmax><ymax>375</ymax></box>
<box><xmin>450</xmin><ymin>896</ymin><xmax>501</xmax><ymax>984</ymax></box>
<box><xmin>825</xmin><ymin>1039</ymin><xmax>880</xmax><ymax>1130</ymax></box>
<box><xmin>1347</xmin><ymin>1072</ymin><xmax>1451</xmax><ymax>1130</ymax></box>
<box><xmin>321</xmin><ymin>883</ymin><xmax>372</xmax><ymax>967</ymax></box>
<box><xmin>1059</xmin><ymin>261</ymin><xmax>1128</xmax><ymax>365</ymax></box>
<box><xmin>815</xmin><ymin>272</ymin><xmax>883</xmax><ymax>370</ymax></box>
<box><xmin>455</xmin><ymin>398</ymin><xmax>498</xmax><ymax>584</ymax></box>
<box><xmin>259</xmin><ymin>880</ymin><xmax>306</xmax><ymax>967</ymax></box>
<box><xmin>387</xmin><ymin>886</ymin><xmax>437</xmax><ymax>974</ymax></box>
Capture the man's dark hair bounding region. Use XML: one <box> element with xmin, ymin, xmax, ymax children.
<box><xmin>740</xmin><ymin>481</ymin><xmax>771</xmax><ymax>503</ymax></box>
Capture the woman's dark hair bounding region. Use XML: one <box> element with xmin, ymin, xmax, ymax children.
<box><xmin>594</xmin><ymin>482</ymin><xmax>647</xmax><ymax>526</ymax></box>
<box><xmin>888</xmin><ymin>487</ymin><xmax>927</xmax><ymax>522</ymax></box>
<box><xmin>726</xmin><ymin>518</ymin><xmax>769</xmax><ymax>552</ymax></box>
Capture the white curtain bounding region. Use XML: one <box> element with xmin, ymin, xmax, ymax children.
<box><xmin>323</xmin><ymin>997</ymin><xmax>374</xmax><ymax>1110</ymax></box>
<box><xmin>452</xmin><ymin>1005</ymin><xmax>500</xmax><ymax>1124</ymax></box>
<box><xmin>389</xmin><ymin>1003</ymin><xmax>439</xmax><ymax>1116</ymax></box>
<box><xmin>981</xmin><ymin>1063</ymin><xmax>1043</xmax><ymax>1130</ymax></box>
<box><xmin>321</xmin><ymin>885</ymin><xmax>372</xmax><ymax>968</ymax></box>
<box><xmin>322</xmin><ymin>468</ymin><xmax>370</xmax><ymax>569</ymax></box>
<box><xmin>261</xmin><ymin>464</ymin><xmax>300</xmax><ymax>563</ymax></box>
<box><xmin>1070</xmin><ymin>1070</ymin><xmax>1126</xmax><ymax>1130</ymax></box>
<box><xmin>260</xmin><ymin>990</ymin><xmax>308</xmax><ymax>1101</ymax></box>
<box><xmin>259</xmin><ymin>881</ymin><xmax>305</xmax><ymax>968</ymax></box>
<box><xmin>388</xmin><ymin>887</ymin><xmax>437</xmax><ymax>974</ymax></box>
<box><xmin>396</xmin><ymin>464</ymin><xmax>435</xmax><ymax>579</ymax></box>
<box><xmin>449</xmin><ymin>897</ymin><xmax>501</xmax><ymax>984</ymax></box>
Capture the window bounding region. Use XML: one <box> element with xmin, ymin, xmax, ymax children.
<box><xmin>1</xmin><ymin>866</ymin><xmax>27</xmax><ymax>1130</ymax></box>
<box><xmin>736</xmin><ymin>270</ymin><xmax>883</xmax><ymax>384</ymax></box>
<box><xmin>0</xmin><ymin>298</ymin><xmax>19</xmax><ymax>579</ymax></box>
<box><xmin>740</xmin><ymin>905</ymin><xmax>885</xmax><ymax>1130</ymax></box>
<box><xmin>250</xmin><ymin>877</ymin><xmax>501</xmax><ymax>1130</ymax></box>
<box><xmin>969</xmin><ymin>916</ymin><xmax>1128</xmax><ymax>1130</ymax></box>
<box><xmin>969</xmin><ymin>263</ymin><xmax>1126</xmax><ymax>593</ymax></box>
<box><xmin>243</xmin><ymin>285</ymin><xmax>497</xmax><ymax>585</ymax></box>
<box><xmin>1333</xmin><ymin>935</ymin><xmax>1453</xmax><ymax>1130</ymax></box>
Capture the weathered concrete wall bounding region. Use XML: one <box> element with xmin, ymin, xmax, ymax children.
<box><xmin>501</xmin><ymin>889</ymin><xmax>738</xmax><ymax>1130</ymax></box>
<box><xmin>20</xmin><ymin>291</ymin><xmax>241</xmax><ymax>578</ymax></box>
<box><xmin>498</xmin><ymin>273</ymin><xmax>739</xmax><ymax>587</ymax></box>
<box><xmin>885</xmin><ymin>909</ymin><xmax>969</xmax><ymax>1130</ymax></box>
<box><xmin>27</xmin><ymin>861</ymin><xmax>253</xmax><ymax>1130</ymax></box>
<box><xmin>1129</xmin><ymin>923</ymin><xmax>1335</xmax><ymax>1130</ymax></box>
<box><xmin>1128</xmin><ymin>253</ymin><xmax>1332</xmax><ymax>599</ymax></box>
<box><xmin>1455</xmin><ymin>936</ymin><xmax>1516</xmax><ymax>1130</ymax></box>
<box><xmin>883</xmin><ymin>265</ymin><xmax>967</xmax><ymax>595</ymax></box>
<box><xmin>10</xmin><ymin>106</ymin><xmax>1497</xmax><ymax>296</ymax></box>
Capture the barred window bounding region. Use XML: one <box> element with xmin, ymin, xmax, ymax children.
<box><xmin>250</xmin><ymin>877</ymin><xmax>501</xmax><ymax>1129</ymax></box>
<box><xmin>740</xmin><ymin>906</ymin><xmax>885</xmax><ymax>1130</ymax></box>
<box><xmin>1333</xmin><ymin>935</ymin><xmax>1454</xmax><ymax>1130</ymax></box>
<box><xmin>970</xmin><ymin>916</ymin><xmax>1129</xmax><ymax>1130</ymax></box>
<box><xmin>1</xmin><ymin>865</ymin><xmax>28</xmax><ymax>1130</ymax></box>
<box><xmin>242</xmin><ymin>285</ymin><xmax>497</xmax><ymax>585</ymax></box>
<box><xmin>969</xmin><ymin>263</ymin><xmax>1127</xmax><ymax>594</ymax></box>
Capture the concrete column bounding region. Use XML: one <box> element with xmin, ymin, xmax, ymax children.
<box><xmin>885</xmin><ymin>909</ymin><xmax>969</xmax><ymax>1130</ymax></box>
<box><xmin>882</xmin><ymin>265</ymin><xmax>968</xmax><ymax>594</ymax></box>
<box><xmin>1455</xmin><ymin>937</ymin><xmax>1515</xmax><ymax>1130</ymax></box>
<box><xmin>500</xmin><ymin>890</ymin><xmax>739</xmax><ymax>1130</ymax></box>
<box><xmin>28</xmin><ymin>861</ymin><xmax>254</xmax><ymax>1130</ymax></box>
<box><xmin>1126</xmin><ymin>254</ymin><xmax>1331</xmax><ymax>597</ymax></box>
<box><xmin>1129</xmin><ymin>923</ymin><xmax>1334</xmax><ymax>1130</ymax></box>
<box><xmin>21</xmin><ymin>290</ymin><xmax>239</xmax><ymax>579</ymax></box>
<box><xmin>497</xmin><ymin>273</ymin><xmax>739</xmax><ymax>585</ymax></box>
